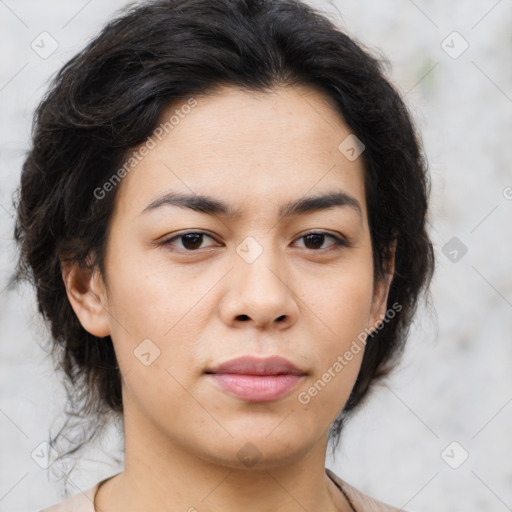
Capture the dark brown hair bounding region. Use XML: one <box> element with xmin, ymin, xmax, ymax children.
<box><xmin>13</xmin><ymin>0</ymin><xmax>434</xmax><ymax>478</ymax></box>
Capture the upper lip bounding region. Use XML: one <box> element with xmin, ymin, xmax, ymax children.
<box><xmin>205</xmin><ymin>355</ymin><xmax>307</xmax><ymax>376</ymax></box>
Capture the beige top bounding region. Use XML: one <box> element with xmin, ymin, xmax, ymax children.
<box><xmin>38</xmin><ymin>468</ymin><xmax>404</xmax><ymax>511</ymax></box>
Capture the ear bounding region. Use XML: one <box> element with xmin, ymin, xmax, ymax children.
<box><xmin>61</xmin><ymin>259</ymin><xmax>111</xmax><ymax>338</ymax></box>
<box><xmin>368</xmin><ymin>240</ymin><xmax>397</xmax><ymax>334</ymax></box>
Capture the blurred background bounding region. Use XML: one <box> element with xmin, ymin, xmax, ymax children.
<box><xmin>1</xmin><ymin>0</ymin><xmax>511</xmax><ymax>510</ymax></box>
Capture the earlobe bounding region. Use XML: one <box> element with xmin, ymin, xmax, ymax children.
<box><xmin>61</xmin><ymin>260</ymin><xmax>111</xmax><ymax>338</ymax></box>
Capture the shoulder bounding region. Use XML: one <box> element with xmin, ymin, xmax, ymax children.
<box><xmin>37</xmin><ymin>481</ymin><xmax>99</xmax><ymax>512</ymax></box>
<box><xmin>326</xmin><ymin>468</ymin><xmax>406</xmax><ymax>512</ymax></box>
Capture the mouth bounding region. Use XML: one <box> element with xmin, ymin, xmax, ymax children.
<box><xmin>204</xmin><ymin>355</ymin><xmax>307</xmax><ymax>402</ymax></box>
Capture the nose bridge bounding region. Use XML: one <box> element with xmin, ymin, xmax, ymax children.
<box><xmin>223</xmin><ymin>234</ymin><xmax>298</xmax><ymax>328</ymax></box>
<box><xmin>235</xmin><ymin>234</ymin><xmax>288</xmax><ymax>295</ymax></box>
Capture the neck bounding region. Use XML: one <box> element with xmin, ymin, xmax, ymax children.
<box><xmin>96</xmin><ymin>406</ymin><xmax>351</xmax><ymax>512</ymax></box>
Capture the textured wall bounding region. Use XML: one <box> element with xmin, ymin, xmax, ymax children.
<box><xmin>1</xmin><ymin>1</ymin><xmax>511</xmax><ymax>511</ymax></box>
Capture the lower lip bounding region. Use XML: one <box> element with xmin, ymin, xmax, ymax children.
<box><xmin>207</xmin><ymin>373</ymin><xmax>304</xmax><ymax>402</ymax></box>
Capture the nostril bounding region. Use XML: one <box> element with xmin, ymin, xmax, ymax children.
<box><xmin>237</xmin><ymin>314</ymin><xmax>250</xmax><ymax>321</ymax></box>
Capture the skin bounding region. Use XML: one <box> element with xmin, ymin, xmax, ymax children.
<box><xmin>63</xmin><ymin>84</ymin><xmax>395</xmax><ymax>512</ymax></box>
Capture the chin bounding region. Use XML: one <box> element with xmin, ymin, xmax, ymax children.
<box><xmin>193</xmin><ymin>432</ymin><xmax>317</xmax><ymax>471</ymax></box>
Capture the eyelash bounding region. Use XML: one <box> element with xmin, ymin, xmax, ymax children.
<box><xmin>161</xmin><ymin>230</ymin><xmax>350</xmax><ymax>253</ymax></box>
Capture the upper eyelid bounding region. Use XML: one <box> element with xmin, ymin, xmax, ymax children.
<box><xmin>163</xmin><ymin>230</ymin><xmax>218</xmax><ymax>244</ymax></box>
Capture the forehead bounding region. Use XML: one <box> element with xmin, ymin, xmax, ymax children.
<box><xmin>111</xmin><ymin>84</ymin><xmax>367</xmax><ymax>222</ymax></box>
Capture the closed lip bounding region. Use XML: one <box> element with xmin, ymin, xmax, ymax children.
<box><xmin>205</xmin><ymin>355</ymin><xmax>307</xmax><ymax>376</ymax></box>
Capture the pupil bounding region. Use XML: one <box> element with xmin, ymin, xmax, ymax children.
<box><xmin>304</xmin><ymin>234</ymin><xmax>324</xmax><ymax>249</ymax></box>
<box><xmin>183</xmin><ymin>233</ymin><xmax>203</xmax><ymax>250</ymax></box>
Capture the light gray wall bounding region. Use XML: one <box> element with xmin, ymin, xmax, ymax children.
<box><xmin>1</xmin><ymin>1</ymin><xmax>511</xmax><ymax>510</ymax></box>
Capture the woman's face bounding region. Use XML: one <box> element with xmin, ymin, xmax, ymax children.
<box><xmin>77</xmin><ymin>85</ymin><xmax>393</xmax><ymax>469</ymax></box>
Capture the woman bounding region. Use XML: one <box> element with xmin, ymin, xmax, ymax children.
<box><xmin>15</xmin><ymin>0</ymin><xmax>434</xmax><ymax>510</ymax></box>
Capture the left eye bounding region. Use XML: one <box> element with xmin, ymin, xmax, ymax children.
<box><xmin>293</xmin><ymin>232</ymin><xmax>345</xmax><ymax>250</ymax></box>
<box><xmin>162</xmin><ymin>231</ymin><xmax>346</xmax><ymax>252</ymax></box>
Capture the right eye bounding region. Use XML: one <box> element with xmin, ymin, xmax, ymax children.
<box><xmin>161</xmin><ymin>231</ymin><xmax>220</xmax><ymax>252</ymax></box>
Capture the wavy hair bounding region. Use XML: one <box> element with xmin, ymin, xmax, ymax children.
<box><xmin>13</xmin><ymin>0</ymin><xmax>435</xmax><ymax>480</ymax></box>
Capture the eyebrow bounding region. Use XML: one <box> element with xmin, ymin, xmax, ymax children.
<box><xmin>140</xmin><ymin>190</ymin><xmax>363</xmax><ymax>221</ymax></box>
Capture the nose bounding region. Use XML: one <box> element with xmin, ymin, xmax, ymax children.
<box><xmin>219</xmin><ymin>239</ymin><xmax>299</xmax><ymax>331</ymax></box>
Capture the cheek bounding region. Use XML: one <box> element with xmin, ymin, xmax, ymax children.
<box><xmin>309</xmin><ymin>260</ymin><xmax>375</xmax><ymax>336</ymax></box>
<box><xmin>103</xmin><ymin>244</ymin><xmax>215</xmax><ymax>379</ymax></box>
<box><xmin>105</xmin><ymin>239</ymin><xmax>199</xmax><ymax>333</ymax></box>
<box><xmin>304</xmin><ymin>262</ymin><xmax>374</xmax><ymax>381</ymax></box>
